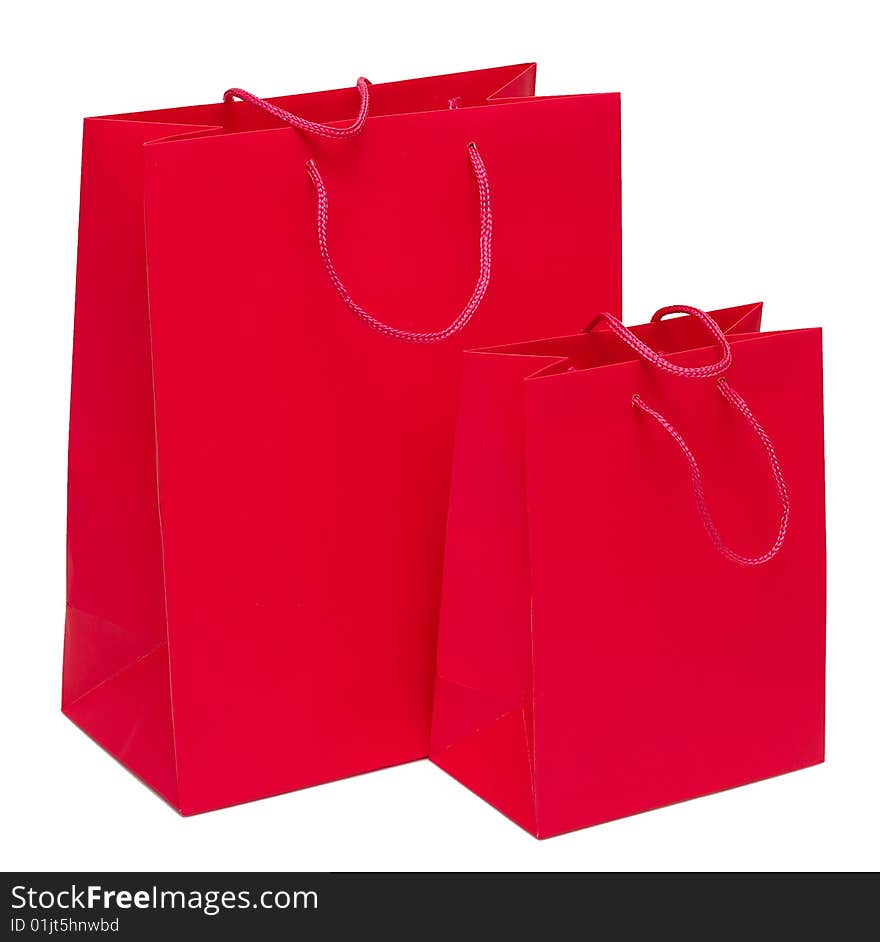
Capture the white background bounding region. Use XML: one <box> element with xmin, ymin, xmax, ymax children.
<box><xmin>1</xmin><ymin>0</ymin><xmax>878</xmax><ymax>872</ymax></box>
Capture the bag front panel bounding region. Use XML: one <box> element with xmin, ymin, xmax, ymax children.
<box><xmin>523</xmin><ymin>329</ymin><xmax>825</xmax><ymax>836</ymax></box>
<box><xmin>142</xmin><ymin>93</ymin><xmax>621</xmax><ymax>811</ymax></box>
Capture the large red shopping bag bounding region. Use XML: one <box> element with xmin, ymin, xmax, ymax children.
<box><xmin>430</xmin><ymin>303</ymin><xmax>825</xmax><ymax>837</ymax></box>
<box><xmin>63</xmin><ymin>64</ymin><xmax>621</xmax><ymax>814</ymax></box>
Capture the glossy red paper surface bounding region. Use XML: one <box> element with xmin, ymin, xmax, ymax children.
<box><xmin>431</xmin><ymin>304</ymin><xmax>826</xmax><ymax>837</ymax></box>
<box><xmin>62</xmin><ymin>64</ymin><xmax>622</xmax><ymax>813</ymax></box>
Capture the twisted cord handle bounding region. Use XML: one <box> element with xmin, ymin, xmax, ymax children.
<box><xmin>633</xmin><ymin>378</ymin><xmax>790</xmax><ymax>565</ymax></box>
<box><xmin>223</xmin><ymin>77</ymin><xmax>371</xmax><ymax>140</ymax></box>
<box><xmin>586</xmin><ymin>306</ymin><xmax>733</xmax><ymax>378</ymax></box>
<box><xmin>306</xmin><ymin>143</ymin><xmax>493</xmax><ymax>343</ymax></box>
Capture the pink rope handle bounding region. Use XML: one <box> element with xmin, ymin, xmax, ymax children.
<box><xmin>633</xmin><ymin>379</ymin><xmax>790</xmax><ymax>565</ymax></box>
<box><xmin>306</xmin><ymin>142</ymin><xmax>492</xmax><ymax>343</ymax></box>
<box><xmin>223</xmin><ymin>77</ymin><xmax>371</xmax><ymax>140</ymax></box>
<box><xmin>586</xmin><ymin>305</ymin><xmax>733</xmax><ymax>378</ymax></box>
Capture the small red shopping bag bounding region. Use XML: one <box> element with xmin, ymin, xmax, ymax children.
<box><xmin>430</xmin><ymin>303</ymin><xmax>825</xmax><ymax>838</ymax></box>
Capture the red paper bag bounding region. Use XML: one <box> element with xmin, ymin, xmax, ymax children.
<box><xmin>63</xmin><ymin>64</ymin><xmax>621</xmax><ymax>814</ymax></box>
<box><xmin>431</xmin><ymin>304</ymin><xmax>825</xmax><ymax>837</ymax></box>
